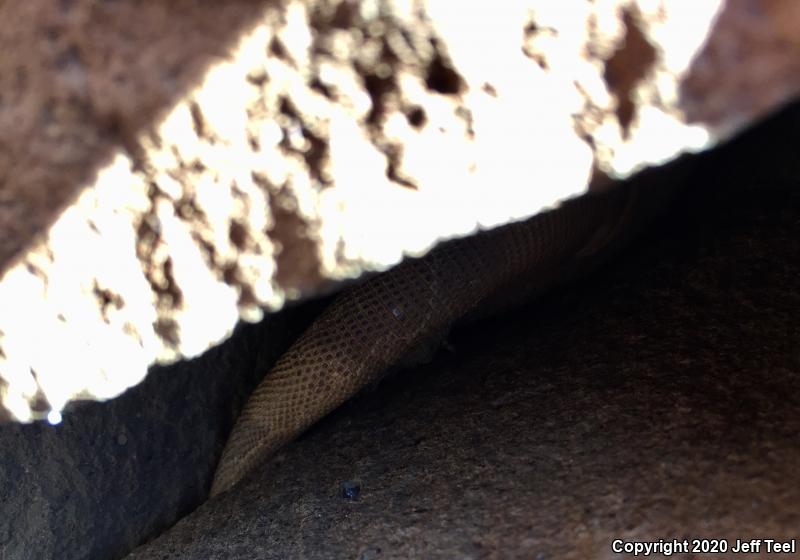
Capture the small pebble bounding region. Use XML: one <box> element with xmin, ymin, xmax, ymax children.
<box><xmin>341</xmin><ymin>480</ymin><xmax>361</xmax><ymax>501</ymax></box>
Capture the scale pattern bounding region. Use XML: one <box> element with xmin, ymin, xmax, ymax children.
<box><xmin>211</xmin><ymin>181</ymin><xmax>660</xmax><ymax>496</ymax></box>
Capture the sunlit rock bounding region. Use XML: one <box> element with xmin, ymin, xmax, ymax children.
<box><xmin>2</xmin><ymin>0</ymin><xmax>799</xmax><ymax>421</ymax></box>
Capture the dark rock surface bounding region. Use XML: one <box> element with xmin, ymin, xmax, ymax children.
<box><xmin>0</xmin><ymin>299</ymin><xmax>326</xmax><ymax>559</ymax></box>
<box><xmin>125</xmin><ymin>109</ymin><xmax>800</xmax><ymax>559</ymax></box>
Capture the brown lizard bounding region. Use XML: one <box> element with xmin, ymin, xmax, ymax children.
<box><xmin>211</xmin><ymin>174</ymin><xmax>681</xmax><ymax>496</ymax></box>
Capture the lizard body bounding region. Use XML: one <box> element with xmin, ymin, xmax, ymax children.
<box><xmin>211</xmin><ymin>178</ymin><xmax>674</xmax><ymax>496</ymax></box>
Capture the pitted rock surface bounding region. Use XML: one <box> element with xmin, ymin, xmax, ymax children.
<box><xmin>4</xmin><ymin>1</ymin><xmax>800</xmax><ymax>435</ymax></box>
<box><xmin>0</xmin><ymin>0</ymin><xmax>736</xmax><ymax>421</ymax></box>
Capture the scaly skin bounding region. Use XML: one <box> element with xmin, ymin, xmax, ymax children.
<box><xmin>211</xmin><ymin>180</ymin><xmax>669</xmax><ymax>496</ymax></box>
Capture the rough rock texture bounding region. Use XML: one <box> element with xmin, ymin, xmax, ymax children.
<box><xmin>681</xmin><ymin>0</ymin><xmax>800</xmax><ymax>135</ymax></box>
<box><xmin>0</xmin><ymin>0</ymin><xmax>754</xmax><ymax>422</ymax></box>
<box><xmin>126</xmin><ymin>106</ymin><xmax>800</xmax><ymax>559</ymax></box>
<box><xmin>0</xmin><ymin>296</ymin><xmax>328</xmax><ymax>560</ymax></box>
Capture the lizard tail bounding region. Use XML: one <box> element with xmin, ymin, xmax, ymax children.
<box><xmin>211</xmin><ymin>172</ymin><xmax>681</xmax><ymax>497</ymax></box>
